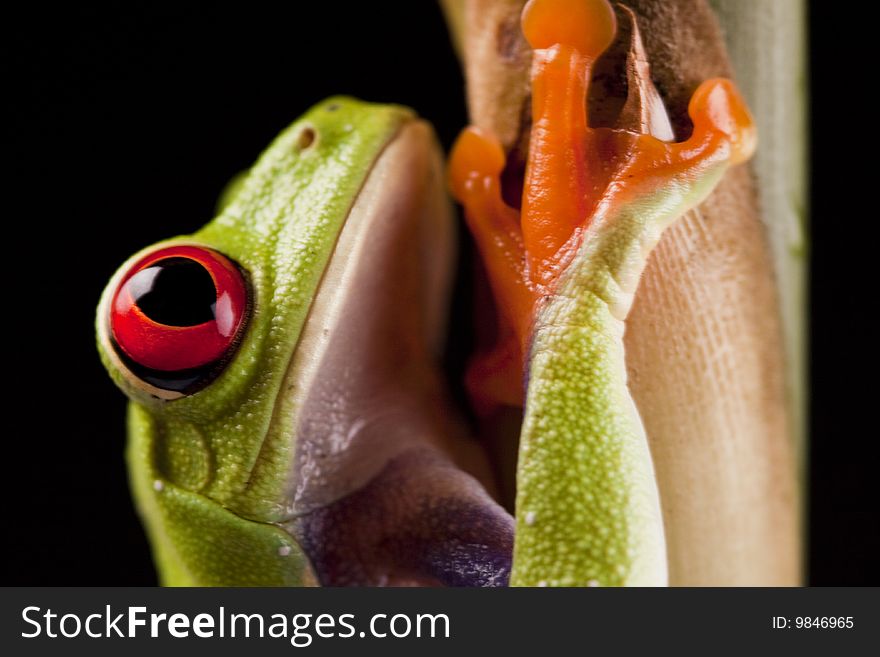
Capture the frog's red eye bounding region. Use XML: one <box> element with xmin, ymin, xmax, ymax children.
<box><xmin>109</xmin><ymin>245</ymin><xmax>250</xmax><ymax>394</ymax></box>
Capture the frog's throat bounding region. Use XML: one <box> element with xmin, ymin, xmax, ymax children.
<box><xmin>273</xmin><ymin>120</ymin><xmax>513</xmax><ymax>586</ymax></box>
<box><xmin>269</xmin><ymin>119</ymin><xmax>455</xmax><ymax>519</ymax></box>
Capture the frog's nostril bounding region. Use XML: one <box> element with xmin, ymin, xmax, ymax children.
<box><xmin>296</xmin><ymin>127</ymin><xmax>316</xmax><ymax>151</ymax></box>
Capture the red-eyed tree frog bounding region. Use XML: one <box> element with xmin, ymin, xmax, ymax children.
<box><xmin>97</xmin><ymin>99</ymin><xmax>514</xmax><ymax>586</ymax></box>
<box><xmin>97</xmin><ymin>0</ymin><xmax>755</xmax><ymax>588</ymax></box>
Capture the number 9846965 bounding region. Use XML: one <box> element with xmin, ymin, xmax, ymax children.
<box><xmin>795</xmin><ymin>617</ymin><xmax>854</xmax><ymax>629</ymax></box>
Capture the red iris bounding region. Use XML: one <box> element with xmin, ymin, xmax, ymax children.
<box><xmin>110</xmin><ymin>245</ymin><xmax>249</xmax><ymax>373</ymax></box>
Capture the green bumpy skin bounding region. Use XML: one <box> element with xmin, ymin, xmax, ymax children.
<box><xmin>97</xmin><ymin>98</ymin><xmax>413</xmax><ymax>585</ymax></box>
<box><xmin>513</xmin><ymin>174</ymin><xmax>725</xmax><ymax>586</ymax></box>
<box><xmin>127</xmin><ymin>406</ymin><xmax>311</xmax><ymax>585</ymax></box>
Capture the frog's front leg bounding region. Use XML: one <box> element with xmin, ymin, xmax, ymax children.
<box><xmin>450</xmin><ymin>0</ymin><xmax>755</xmax><ymax>586</ymax></box>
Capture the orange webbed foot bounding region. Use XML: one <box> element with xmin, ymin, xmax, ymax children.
<box><xmin>449</xmin><ymin>0</ymin><xmax>756</xmax><ymax>413</ymax></box>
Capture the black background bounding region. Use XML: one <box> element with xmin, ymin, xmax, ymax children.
<box><xmin>5</xmin><ymin>3</ymin><xmax>877</xmax><ymax>585</ymax></box>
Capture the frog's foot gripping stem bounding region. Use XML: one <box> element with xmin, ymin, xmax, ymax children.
<box><xmin>449</xmin><ymin>0</ymin><xmax>755</xmax><ymax>586</ymax></box>
<box><xmin>450</xmin><ymin>0</ymin><xmax>755</xmax><ymax>411</ymax></box>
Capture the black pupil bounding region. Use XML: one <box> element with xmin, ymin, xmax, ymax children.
<box><xmin>130</xmin><ymin>257</ymin><xmax>217</xmax><ymax>326</ymax></box>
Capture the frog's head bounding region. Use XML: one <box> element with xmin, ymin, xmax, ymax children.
<box><xmin>97</xmin><ymin>97</ymin><xmax>513</xmax><ymax>586</ymax></box>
